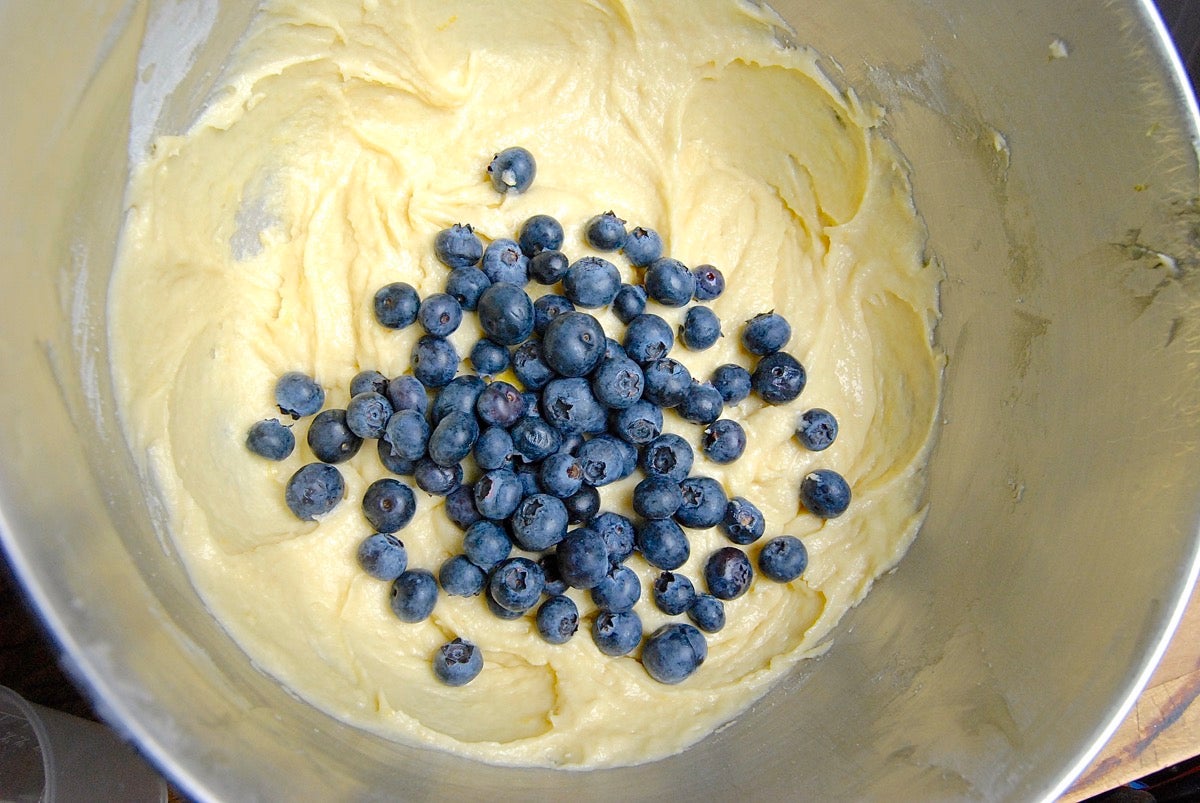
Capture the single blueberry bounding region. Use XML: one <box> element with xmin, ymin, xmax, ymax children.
<box><xmin>275</xmin><ymin>371</ymin><xmax>325</xmax><ymax>419</ymax></box>
<box><xmin>752</xmin><ymin>351</ymin><xmax>807</xmax><ymax>405</ymax></box>
<box><xmin>677</xmin><ymin>382</ymin><xmax>725</xmax><ymax>425</ymax></box>
<box><xmin>385</xmin><ymin>374</ymin><xmax>428</xmax><ymax>415</ymax></box>
<box><xmin>362</xmin><ymin>478</ymin><xmax>417</xmax><ymax>533</ymax></box>
<box><xmin>796</xmin><ymin>408</ymin><xmax>838</xmax><ymax>451</ymax></box>
<box><xmin>417</xmin><ymin>292</ymin><xmax>463</xmax><ymax>337</ymax></box>
<box><xmin>485</xmin><ymin>587</ymin><xmax>527</xmax><ymax>620</ymax></box>
<box><xmin>652</xmin><ymin>571</ymin><xmax>696</xmax><ymax>616</ymax></box>
<box><xmin>488</xmin><ymin>556</ymin><xmax>545</xmax><ymax>612</ymax></box>
<box><xmin>510</xmin><ymin>493</ymin><xmax>569</xmax><ymax>551</ymax></box>
<box><xmin>528</xmin><ymin>249</ymin><xmax>570</xmax><ymax>285</ymax></box>
<box><xmin>562</xmin><ymin>256</ymin><xmax>621</xmax><ymax>308</ymax></box>
<box><xmin>680</xmin><ymin>306</ymin><xmax>722</xmax><ymax>351</ymax></box>
<box><xmin>576</xmin><ymin>434</ymin><xmax>628</xmax><ymax>487</ymax></box>
<box><xmin>476</xmin><ymin>380</ymin><xmax>527</xmax><ymax>428</ymax></box>
<box><xmin>536</xmin><ymin>595</ymin><xmax>580</xmax><ymax>645</ymax></box>
<box><xmin>612</xmin><ymin>283</ymin><xmax>648</xmax><ymax>324</ymax></box>
<box><xmin>474</xmin><ymin>468</ymin><xmax>524</xmax><ymax>520</ymax></box>
<box><xmin>610</xmin><ymin>399</ymin><xmax>664</xmax><ymax>445</ymax></box>
<box><xmin>688</xmin><ymin>593</ymin><xmax>726</xmax><ymax>633</ymax></box>
<box><xmin>641</xmin><ymin>623</ymin><xmax>707</xmax><ymax>684</ymax></box>
<box><xmin>350</xmin><ymin>370</ymin><xmax>389</xmax><ymax>397</ymax></box>
<box><xmin>633</xmin><ymin>475</ymin><xmax>684</xmax><ymax>520</ymax></box>
<box><xmin>603</xmin><ymin>337</ymin><xmax>627</xmax><ymax>361</ymax></box>
<box><xmin>540</xmin><ymin>378</ymin><xmax>607</xmax><ymax>435</ymax></box>
<box><xmin>473</xmin><ymin>426</ymin><xmax>514</xmax><ymax>471</ymax></box>
<box><xmin>541</xmin><ymin>311</ymin><xmax>606</xmax><ymax>377</ymax></box>
<box><xmin>592</xmin><ymin>511</ymin><xmax>635</xmax><ymax>565</ymax></box>
<box><xmin>644</xmin><ymin>258</ymin><xmax>696</xmax><ymax>307</ymax></box>
<box><xmin>591</xmin><ymin>609</ymin><xmax>642</xmax><ymax>656</ymax></box>
<box><xmin>640</xmin><ymin>433</ymin><xmax>694</xmax><ymax>482</ymax></box>
<box><xmin>444</xmin><ymin>484</ymin><xmax>481</xmax><ymax>530</ymax></box>
<box><xmin>481</xmin><ymin>238</ymin><xmax>529</xmax><ymax>286</ymax></box>
<box><xmin>346</xmin><ymin>391</ymin><xmax>393</xmax><ymax>439</ymax></box>
<box><xmin>411</xmin><ymin>335</ymin><xmax>460</xmax><ymax>389</ymax></box>
<box><xmin>556</xmin><ymin>527</ymin><xmax>609</xmax><ymax>589</ymax></box>
<box><xmin>518</xmin><ymin>460</ymin><xmax>545</xmax><ymax>503</ymax></box>
<box><xmin>518</xmin><ymin>214</ymin><xmax>565</xmax><ymax>256</ymax></box>
<box><xmin>720</xmin><ymin>497</ymin><xmax>766</xmax><ymax>545</ymax></box>
<box><xmin>246</xmin><ymin>419</ymin><xmax>294</xmax><ymax>461</ymax></box>
<box><xmin>487</xmin><ymin>146</ymin><xmax>536</xmax><ymax>194</ymax></box>
<box><xmin>377</xmin><ymin>438</ymin><xmax>417</xmax><ymax>476</ymax></box>
<box><xmin>611</xmin><ymin>436</ymin><xmax>640</xmax><ymax>480</ymax></box>
<box><xmin>539</xmin><ymin>554</ymin><xmax>569</xmax><ymax>597</ymax></box>
<box><xmin>799</xmin><ymin>469</ymin><xmax>852</xmax><ymax>518</ymax></box>
<box><xmin>623</xmin><ymin>313</ymin><xmax>674</xmax><ymax>365</ymax></box>
<box><xmin>307</xmin><ymin>409</ymin><xmax>362</xmax><ymax>464</ymax></box>
<box><xmin>704</xmin><ymin>546</ymin><xmax>753</xmax><ymax>600</ymax></box>
<box><xmin>533</xmin><ymin>294</ymin><xmax>576</xmax><ymax>335</ymax></box>
<box><xmin>413</xmin><ymin>458</ymin><xmax>463</xmax><ymax>496</ymax></box>
<box><xmin>439</xmin><ymin>555</ymin><xmax>486</xmax><ymax>597</ymax></box>
<box><xmin>470</xmin><ymin>339</ymin><xmax>510</xmax><ymax>376</ymax></box>
<box><xmin>434</xmin><ymin>223</ymin><xmax>483</xmax><ymax>268</ymax></box>
<box><xmin>373</xmin><ymin>282</ymin><xmax>421</xmax><ymax>329</ymax></box>
<box><xmin>428</xmin><ymin>410</ymin><xmax>479</xmax><ymax>467</ymax></box>
<box><xmin>510</xmin><ymin>418</ymin><xmax>562</xmax><ymax>466</ymax></box>
<box><xmin>382</xmin><ymin>409</ymin><xmax>430</xmax><ymax>461</ymax></box>
<box><xmin>463</xmin><ymin>519</ymin><xmax>512</xmax><ymax>569</ymax></box>
<box><xmin>584</xmin><ymin>211</ymin><xmax>628</xmax><ymax>251</ymax></box>
<box><xmin>710</xmin><ymin>364</ymin><xmax>752</xmax><ymax>404</ymax></box>
<box><xmin>590</xmin><ymin>564</ymin><xmax>642</xmax><ymax>612</ymax></box>
<box><xmin>477</xmin><ymin>283</ymin><xmax>535</xmax><ymax>346</ymax></box>
<box><xmin>591</xmin><ymin>357</ymin><xmax>644</xmax><ymax>410</ymax></box>
<box><xmin>432</xmin><ymin>375</ymin><xmax>485</xmax><ymax>425</ymax></box>
<box><xmin>444</xmin><ymin>266</ymin><xmax>491</xmax><ymax>311</ymax></box>
<box><xmin>389</xmin><ymin>569</ymin><xmax>438</xmax><ymax>622</ymax></box>
<box><xmin>511</xmin><ymin>339</ymin><xmax>556</xmax><ymax>391</ymax></box>
<box><xmin>758</xmin><ymin>535</ymin><xmax>809</xmax><ymax>582</ymax></box>
<box><xmin>621</xmin><ymin>226</ymin><xmax>663</xmax><ymax>267</ymax></box>
<box><xmin>742</xmin><ymin>312</ymin><xmax>792</xmax><ymax>355</ymax></box>
<box><xmin>432</xmin><ymin>637</ymin><xmax>483</xmax><ymax>686</ymax></box>
<box><xmin>702</xmin><ymin>419</ymin><xmax>747</xmax><ymax>464</ymax></box>
<box><xmin>675</xmin><ymin>476</ymin><xmax>727</xmax><ymax>529</ymax></box>
<box><xmin>563</xmin><ymin>485</ymin><xmax>600</xmax><ymax>524</ymax></box>
<box><xmin>636</xmin><ymin>518</ymin><xmax>691</xmax><ymax>570</ymax></box>
<box><xmin>357</xmin><ymin>533</ymin><xmax>407</xmax><ymax>581</ymax></box>
<box><xmin>691</xmin><ymin>264</ymin><xmax>726</xmax><ymax>301</ymax></box>
<box><xmin>557</xmin><ymin>432</ymin><xmax>585</xmax><ymax>455</ymax></box>
<box><xmin>641</xmin><ymin>358</ymin><xmax>692</xmax><ymax>408</ymax></box>
<box><xmin>539</xmin><ymin>452</ymin><xmax>584</xmax><ymax>498</ymax></box>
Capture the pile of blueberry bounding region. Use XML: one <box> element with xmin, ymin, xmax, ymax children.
<box><xmin>245</xmin><ymin>147</ymin><xmax>851</xmax><ymax>687</ymax></box>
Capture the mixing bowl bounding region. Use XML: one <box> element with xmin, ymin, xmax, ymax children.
<box><xmin>2</xmin><ymin>1</ymin><xmax>1199</xmax><ymax>799</ymax></box>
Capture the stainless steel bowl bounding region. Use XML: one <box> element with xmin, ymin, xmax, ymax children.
<box><xmin>2</xmin><ymin>1</ymin><xmax>1199</xmax><ymax>799</ymax></box>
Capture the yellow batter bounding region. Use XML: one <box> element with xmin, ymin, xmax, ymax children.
<box><xmin>109</xmin><ymin>0</ymin><xmax>941</xmax><ymax>768</ymax></box>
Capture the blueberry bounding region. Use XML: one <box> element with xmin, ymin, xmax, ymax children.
<box><xmin>463</xmin><ymin>519</ymin><xmax>512</xmax><ymax>569</ymax></box>
<box><xmin>590</xmin><ymin>564</ymin><xmax>642</xmax><ymax>612</ymax></box>
<box><xmin>487</xmin><ymin>146</ymin><xmax>536</xmax><ymax>194</ymax></box>
<box><xmin>536</xmin><ymin>595</ymin><xmax>580</xmax><ymax>644</ymax></box>
<box><xmin>357</xmin><ymin>533</ymin><xmax>407</xmax><ymax>581</ymax></box>
<box><xmin>413</xmin><ymin>458</ymin><xmax>463</xmax><ymax>496</ymax></box>
<box><xmin>752</xmin><ymin>351</ymin><xmax>807</xmax><ymax>404</ymax></box>
<box><xmin>633</xmin><ymin>475</ymin><xmax>684</xmax><ymax>520</ymax></box>
<box><xmin>433</xmin><ymin>377</ymin><xmax>486</xmax><ymax>428</ymax></box>
<box><xmin>642</xmin><ymin>358</ymin><xmax>692</xmax><ymax>408</ymax></box>
<box><xmin>511</xmin><ymin>339</ymin><xmax>556</xmax><ymax>391</ymax></box>
<box><xmin>485</xmin><ymin>587</ymin><xmax>527</xmax><ymax>620</ymax></box>
<box><xmin>476</xmin><ymin>380</ymin><xmax>527</xmax><ymax>428</ymax></box>
<box><xmin>411</xmin><ymin>335</ymin><xmax>460</xmax><ymax>388</ymax></box>
<box><xmin>702</xmin><ymin>419</ymin><xmax>746</xmax><ymax>464</ymax></box>
<box><xmin>610</xmin><ymin>436</ymin><xmax>640</xmax><ymax>480</ymax></box>
<box><xmin>799</xmin><ymin>469</ymin><xmax>851</xmax><ymax>518</ymax></box>
<box><xmin>444</xmin><ymin>484</ymin><xmax>481</xmax><ymax>529</ymax></box>
<box><xmin>434</xmin><ymin>223</ymin><xmax>484</xmax><ymax>268</ymax></box>
<box><xmin>563</xmin><ymin>256</ymin><xmax>621</xmax><ymax>308</ymax></box>
<box><xmin>470</xmin><ymin>339</ymin><xmax>510</xmax><ymax>376</ymax></box>
<box><xmin>610</xmin><ymin>400</ymin><xmax>663</xmax><ymax>445</ymax></box>
<box><xmin>432</xmin><ymin>637</ymin><xmax>483</xmax><ymax>686</ymax></box>
<box><xmin>652</xmin><ymin>571</ymin><xmax>696</xmax><ymax>615</ymax></box>
<box><xmin>529</xmin><ymin>249</ymin><xmax>570</xmax><ymax>285</ymax></box>
<box><xmin>246</xmin><ymin>419</ymin><xmax>294</xmax><ymax>460</ymax></box>
<box><xmin>623</xmin><ymin>313</ymin><xmax>674</xmax><ymax>365</ymax></box>
<box><xmin>704</xmin><ymin>546</ymin><xmax>753</xmax><ymax>600</ymax></box>
<box><xmin>691</xmin><ymin>265</ymin><xmax>725</xmax><ymax>301</ymax></box>
<box><xmin>621</xmin><ymin>226</ymin><xmax>663</xmax><ymax>267</ymax></box>
<box><xmin>510</xmin><ymin>493</ymin><xmax>569</xmax><ymax>551</ymax></box>
<box><xmin>688</xmin><ymin>593</ymin><xmax>725</xmax><ymax>633</ymax></box>
<box><xmin>382</xmin><ymin>409</ymin><xmax>430</xmax><ymax>461</ymax></box>
<box><xmin>758</xmin><ymin>536</ymin><xmax>809</xmax><ymax>582</ymax></box>
<box><xmin>556</xmin><ymin>527</ymin><xmax>609</xmax><ymax>589</ymax></box>
<box><xmin>307</xmin><ymin>409</ymin><xmax>363</xmax><ymax>464</ymax></box>
<box><xmin>677</xmin><ymin>382</ymin><xmax>724</xmax><ymax>424</ymax></box>
<box><xmin>644</xmin><ymin>258</ymin><xmax>696</xmax><ymax>307</ymax></box>
<box><xmin>710</xmin><ymin>364</ymin><xmax>752</xmax><ymax>404</ymax></box>
<box><xmin>742</xmin><ymin>312</ymin><xmax>792</xmax><ymax>355</ymax></box>
<box><xmin>591</xmin><ymin>357</ymin><xmax>644</xmax><ymax>410</ymax></box>
<box><xmin>377</xmin><ymin>439</ymin><xmax>417</xmax><ymax>476</ymax></box>
<box><xmin>389</xmin><ymin>569</ymin><xmax>438</xmax><ymax>622</ymax></box>
<box><xmin>636</xmin><ymin>518</ymin><xmax>690</xmax><ymax>570</ymax></box>
<box><xmin>796</xmin><ymin>408</ymin><xmax>838</xmax><ymax>451</ymax></box>
<box><xmin>539</xmin><ymin>554</ymin><xmax>569</xmax><ymax>597</ymax></box>
<box><xmin>360</xmin><ymin>479</ymin><xmax>416</xmax><ymax>535</ymax></box>
<box><xmin>481</xmin><ymin>238</ymin><xmax>529</xmax><ymax>286</ymax></box>
<box><xmin>445</xmin><ymin>266</ymin><xmax>491</xmax><ymax>311</ymax></box>
<box><xmin>680</xmin><ymin>306</ymin><xmax>722</xmax><ymax>351</ymax></box>
<box><xmin>533</xmin><ymin>294</ymin><xmax>576</xmax><ymax>335</ymax></box>
<box><xmin>350</xmin><ymin>370</ymin><xmax>389</xmax><ymax>397</ymax></box>
<box><xmin>576</xmin><ymin>435</ymin><xmax>628</xmax><ymax>487</ymax></box>
<box><xmin>415</xmin><ymin>292</ymin><xmax>462</xmax><ymax>337</ymax></box>
<box><xmin>583</xmin><ymin>211</ymin><xmax>627</xmax><ymax>251</ymax></box>
<box><xmin>488</xmin><ymin>556</ymin><xmax>545</xmax><ymax>612</ymax></box>
<box><xmin>477</xmin><ymin>283</ymin><xmax>535</xmax><ymax>346</ymax></box>
<box><xmin>439</xmin><ymin>555</ymin><xmax>486</xmax><ymax>597</ymax></box>
<box><xmin>563</xmin><ymin>485</ymin><xmax>600</xmax><ymax>524</ymax></box>
<box><xmin>509</xmin><ymin>415</ymin><xmax>562</xmax><ymax>462</ymax></box>
<box><xmin>539</xmin><ymin>452</ymin><xmax>584</xmax><ymax>498</ymax></box>
<box><xmin>373</xmin><ymin>282</ymin><xmax>421</xmax><ymax>329</ymax></box>
<box><xmin>557</xmin><ymin>432</ymin><xmax>585</xmax><ymax>455</ymax></box>
<box><xmin>518</xmin><ymin>214</ymin><xmax>565</xmax><ymax>256</ymax></box>
<box><xmin>591</xmin><ymin>609</ymin><xmax>642</xmax><ymax>656</ymax></box>
<box><xmin>592</xmin><ymin>512</ymin><xmax>635</xmax><ymax>565</ymax></box>
<box><xmin>513</xmin><ymin>461</ymin><xmax>542</xmax><ymax>499</ymax></box>
<box><xmin>642</xmin><ymin>623</ymin><xmax>707</xmax><ymax>684</ymax></box>
<box><xmin>640</xmin><ymin>433</ymin><xmax>694</xmax><ymax>481</ymax></box>
<box><xmin>612</xmin><ymin>283</ymin><xmax>648</xmax><ymax>324</ymax></box>
<box><xmin>540</xmin><ymin>378</ymin><xmax>607</xmax><ymax>435</ymax></box>
<box><xmin>346</xmin><ymin>391</ymin><xmax>393</xmax><ymax>439</ymax></box>
<box><xmin>385</xmin><ymin>375</ymin><xmax>428</xmax><ymax>415</ymax></box>
<box><xmin>541</xmin><ymin>311</ymin><xmax>606</xmax><ymax>377</ymax></box>
<box><xmin>428</xmin><ymin>410</ymin><xmax>479</xmax><ymax>467</ymax></box>
<box><xmin>474</xmin><ymin>468</ymin><xmax>524</xmax><ymax>519</ymax></box>
<box><xmin>473</xmin><ymin>426</ymin><xmax>513</xmax><ymax>471</ymax></box>
<box><xmin>275</xmin><ymin>371</ymin><xmax>325</xmax><ymax>419</ymax></box>
<box><xmin>675</xmin><ymin>476</ymin><xmax>727</xmax><ymax>529</ymax></box>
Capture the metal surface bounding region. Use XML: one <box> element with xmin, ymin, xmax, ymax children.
<box><xmin>1</xmin><ymin>1</ymin><xmax>1199</xmax><ymax>800</ymax></box>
